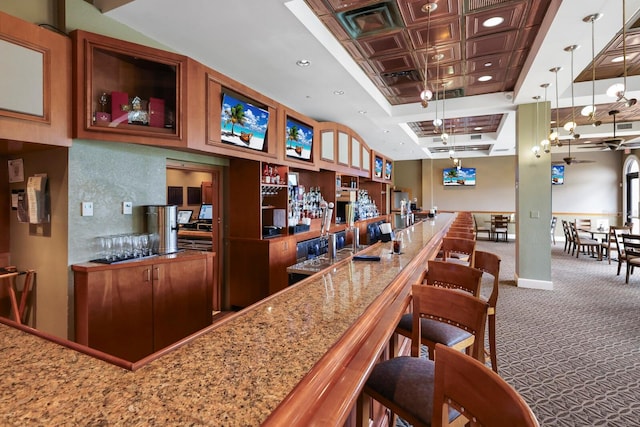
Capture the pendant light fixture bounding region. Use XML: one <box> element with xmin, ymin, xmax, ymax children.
<box><xmin>440</xmin><ymin>81</ymin><xmax>449</xmax><ymax>144</ymax></box>
<box><xmin>563</xmin><ymin>44</ymin><xmax>579</xmax><ymax>139</ymax></box>
<box><xmin>549</xmin><ymin>66</ymin><xmax>562</xmax><ymax>146</ymax></box>
<box><xmin>532</xmin><ymin>95</ymin><xmax>542</xmax><ymax>158</ymax></box>
<box><xmin>540</xmin><ymin>83</ymin><xmax>551</xmax><ymax>153</ymax></box>
<box><xmin>433</xmin><ymin>53</ymin><xmax>444</xmax><ymax>133</ymax></box>
<box><xmin>419</xmin><ymin>2</ymin><xmax>437</xmax><ymax>108</ymax></box>
<box><xmin>581</xmin><ymin>13</ymin><xmax>602</xmax><ymax>121</ymax></box>
<box><xmin>607</xmin><ymin>0</ymin><xmax>637</xmax><ymax>107</ymax></box>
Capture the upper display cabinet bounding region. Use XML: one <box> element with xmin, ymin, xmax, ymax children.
<box><xmin>71</xmin><ymin>30</ymin><xmax>188</xmax><ymax>147</ymax></box>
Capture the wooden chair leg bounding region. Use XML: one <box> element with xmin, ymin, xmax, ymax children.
<box><xmin>488</xmin><ymin>312</ymin><xmax>498</xmax><ymax>373</ymax></box>
<box><xmin>18</xmin><ymin>270</ymin><xmax>34</xmax><ymax>324</ymax></box>
<box><xmin>356</xmin><ymin>391</ymin><xmax>370</xmax><ymax>427</ymax></box>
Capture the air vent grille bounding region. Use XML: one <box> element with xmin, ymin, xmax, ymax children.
<box><xmin>470</xmin><ymin>134</ymin><xmax>482</xmax><ymax>140</ymax></box>
<box><xmin>617</xmin><ymin>122</ymin><xmax>633</xmax><ymax>130</ymax></box>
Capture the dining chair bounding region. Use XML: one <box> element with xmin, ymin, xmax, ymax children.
<box><xmin>569</xmin><ymin>222</ymin><xmax>601</xmax><ymax>260</ymax></box>
<box><xmin>491</xmin><ymin>215</ymin><xmax>509</xmax><ymax>242</ymax></box>
<box><xmin>561</xmin><ymin>220</ymin><xmax>574</xmax><ymax>254</ymax></box>
<box><xmin>445</xmin><ymin>230</ymin><xmax>475</xmax><ymax>241</ymax></box>
<box><xmin>394</xmin><ymin>260</ymin><xmax>484</xmax><ymax>360</ymax></box>
<box><xmin>472</xmin><ymin>250</ymin><xmax>501</xmax><ymax>373</ymax></box>
<box><xmin>550</xmin><ymin>216</ymin><xmax>557</xmax><ymax>245</ymax></box>
<box><xmin>602</xmin><ymin>225</ymin><xmax>631</xmax><ymax>265</ymax></box>
<box><xmin>613</xmin><ymin>227</ymin><xmax>633</xmax><ymax>275</ymax></box>
<box><xmin>432</xmin><ymin>344</ymin><xmax>540</xmax><ymax>427</ymax></box>
<box><xmin>359</xmin><ymin>286</ymin><xmax>488</xmax><ymax>427</ymax></box>
<box><xmin>621</xmin><ymin>234</ymin><xmax>640</xmax><ymax>284</ymax></box>
<box><xmin>473</xmin><ymin>215</ymin><xmax>492</xmax><ymax>240</ymax></box>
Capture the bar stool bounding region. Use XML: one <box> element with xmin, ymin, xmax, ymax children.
<box><xmin>358</xmin><ymin>286</ymin><xmax>488</xmax><ymax>427</ymax></box>
<box><xmin>472</xmin><ymin>251</ymin><xmax>501</xmax><ymax>373</ymax></box>
<box><xmin>0</xmin><ymin>267</ymin><xmax>35</xmax><ymax>325</ymax></box>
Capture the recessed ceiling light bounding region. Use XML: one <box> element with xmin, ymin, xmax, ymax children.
<box><xmin>612</xmin><ymin>55</ymin><xmax>626</xmax><ymax>63</ymax></box>
<box><xmin>482</xmin><ymin>16</ymin><xmax>504</xmax><ymax>28</ymax></box>
<box><xmin>474</xmin><ymin>127</ymin><xmax>482</xmax><ymax>131</ymax></box>
<box><xmin>296</xmin><ymin>59</ymin><xmax>311</xmax><ymax>67</ymax></box>
<box><xmin>333</xmin><ymin>90</ymin><xmax>344</xmax><ymax>95</ymax></box>
<box><xmin>358</xmin><ymin>110</ymin><xmax>367</xmax><ymax>115</ymax></box>
<box><xmin>383</xmin><ymin>129</ymin><xmax>390</xmax><ymax>133</ymax></box>
<box><xmin>478</xmin><ymin>75</ymin><xmax>492</xmax><ymax>82</ymax></box>
<box><xmin>484</xmin><ymin>62</ymin><xmax>493</xmax><ymax>67</ymax></box>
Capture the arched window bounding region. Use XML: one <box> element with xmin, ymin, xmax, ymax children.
<box><xmin>623</xmin><ymin>155</ymin><xmax>639</xmax><ymax>232</ymax></box>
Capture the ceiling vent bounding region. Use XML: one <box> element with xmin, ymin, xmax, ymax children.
<box><xmin>470</xmin><ymin>134</ymin><xmax>482</xmax><ymax>140</ymax></box>
<box><xmin>337</xmin><ymin>1</ymin><xmax>403</xmax><ymax>39</ymax></box>
<box><xmin>617</xmin><ymin>122</ymin><xmax>633</xmax><ymax>130</ymax></box>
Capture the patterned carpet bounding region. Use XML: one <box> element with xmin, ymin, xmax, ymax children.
<box><xmin>399</xmin><ymin>239</ymin><xmax>640</xmax><ymax>426</ymax></box>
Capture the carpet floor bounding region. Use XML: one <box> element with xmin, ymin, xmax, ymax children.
<box><xmin>398</xmin><ymin>239</ymin><xmax>640</xmax><ymax>426</ymax></box>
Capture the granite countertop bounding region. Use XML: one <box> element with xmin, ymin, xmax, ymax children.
<box><xmin>1</xmin><ymin>215</ymin><xmax>452</xmax><ymax>426</ymax></box>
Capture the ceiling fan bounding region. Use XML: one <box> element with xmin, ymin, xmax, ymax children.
<box><xmin>552</xmin><ymin>136</ymin><xmax>596</xmax><ymax>165</ymax></box>
<box><xmin>577</xmin><ymin>109</ymin><xmax>629</xmax><ymax>151</ymax></box>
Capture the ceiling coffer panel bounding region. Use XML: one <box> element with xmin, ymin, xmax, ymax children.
<box><xmin>336</xmin><ymin>1</ymin><xmax>403</xmax><ymax>39</ymax></box>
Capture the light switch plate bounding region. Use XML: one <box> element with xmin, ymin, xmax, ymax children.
<box><xmin>123</xmin><ymin>201</ymin><xmax>133</xmax><ymax>215</ymax></box>
<box><xmin>81</xmin><ymin>201</ymin><xmax>93</xmax><ymax>217</ymax></box>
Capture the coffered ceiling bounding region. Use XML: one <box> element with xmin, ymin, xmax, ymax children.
<box><xmin>97</xmin><ymin>0</ymin><xmax>640</xmax><ymax>160</ymax></box>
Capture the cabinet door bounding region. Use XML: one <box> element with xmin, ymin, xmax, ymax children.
<box><xmin>153</xmin><ymin>258</ymin><xmax>210</xmax><ymax>350</ymax></box>
<box><xmin>80</xmin><ymin>265</ymin><xmax>154</xmax><ymax>362</ymax></box>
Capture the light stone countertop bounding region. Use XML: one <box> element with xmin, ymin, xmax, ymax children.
<box><xmin>1</xmin><ymin>215</ymin><xmax>452</xmax><ymax>426</ymax></box>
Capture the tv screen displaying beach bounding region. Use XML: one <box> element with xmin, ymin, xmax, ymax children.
<box><xmin>443</xmin><ymin>167</ymin><xmax>476</xmax><ymax>186</ymax></box>
<box><xmin>552</xmin><ymin>165</ymin><xmax>564</xmax><ymax>185</ymax></box>
<box><xmin>374</xmin><ymin>156</ymin><xmax>383</xmax><ymax>178</ymax></box>
<box><xmin>285</xmin><ymin>118</ymin><xmax>313</xmax><ymax>161</ymax></box>
<box><xmin>220</xmin><ymin>93</ymin><xmax>269</xmax><ymax>152</ymax></box>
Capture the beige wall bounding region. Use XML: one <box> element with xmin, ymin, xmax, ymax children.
<box><xmin>395</xmin><ymin>149</ymin><xmax>624</xmax><ymax>230</ymax></box>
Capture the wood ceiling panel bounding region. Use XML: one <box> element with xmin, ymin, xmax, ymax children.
<box><xmin>465</xmin><ymin>2</ymin><xmax>526</xmax><ymax>39</ymax></box>
<box><xmin>407</xmin><ymin>16</ymin><xmax>461</xmax><ymax>49</ymax></box>
<box><xmin>398</xmin><ymin>0</ymin><xmax>459</xmax><ymax>27</ymax></box>
<box><xmin>357</xmin><ymin>31</ymin><xmax>408</xmax><ymax>57</ymax></box>
<box><xmin>466</xmin><ymin>31</ymin><xmax>518</xmax><ymax>58</ymax></box>
<box><xmin>370</xmin><ymin>53</ymin><xmax>417</xmax><ymax>73</ymax></box>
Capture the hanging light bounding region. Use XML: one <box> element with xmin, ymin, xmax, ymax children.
<box><xmin>540</xmin><ymin>83</ymin><xmax>551</xmax><ymax>153</ymax></box>
<box><xmin>419</xmin><ymin>2</ymin><xmax>437</xmax><ymax>108</ymax></box>
<box><xmin>440</xmin><ymin>81</ymin><xmax>449</xmax><ymax>144</ymax></box>
<box><xmin>607</xmin><ymin>0</ymin><xmax>637</xmax><ymax>107</ymax></box>
<box><xmin>563</xmin><ymin>45</ymin><xmax>579</xmax><ymax>138</ymax></box>
<box><xmin>581</xmin><ymin>13</ymin><xmax>602</xmax><ymax>120</ymax></box>
<box><xmin>433</xmin><ymin>53</ymin><xmax>444</xmax><ymax>131</ymax></box>
<box><xmin>549</xmin><ymin>66</ymin><xmax>562</xmax><ymax>146</ymax></box>
<box><xmin>532</xmin><ymin>95</ymin><xmax>542</xmax><ymax>158</ymax></box>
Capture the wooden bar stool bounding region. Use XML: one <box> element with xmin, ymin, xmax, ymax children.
<box><xmin>0</xmin><ymin>267</ymin><xmax>35</xmax><ymax>325</ymax></box>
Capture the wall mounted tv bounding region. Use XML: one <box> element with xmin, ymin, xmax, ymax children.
<box><xmin>384</xmin><ymin>160</ymin><xmax>393</xmax><ymax>180</ymax></box>
<box><xmin>443</xmin><ymin>167</ymin><xmax>476</xmax><ymax>186</ymax></box>
<box><xmin>551</xmin><ymin>165</ymin><xmax>564</xmax><ymax>185</ymax></box>
<box><xmin>285</xmin><ymin>117</ymin><xmax>313</xmax><ymax>161</ymax></box>
<box><xmin>374</xmin><ymin>155</ymin><xmax>383</xmax><ymax>178</ymax></box>
<box><xmin>220</xmin><ymin>92</ymin><xmax>269</xmax><ymax>152</ymax></box>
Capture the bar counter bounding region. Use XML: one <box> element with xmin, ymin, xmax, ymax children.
<box><xmin>0</xmin><ymin>214</ymin><xmax>453</xmax><ymax>426</ymax></box>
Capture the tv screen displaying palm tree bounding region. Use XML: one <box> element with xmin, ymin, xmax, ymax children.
<box><xmin>551</xmin><ymin>165</ymin><xmax>564</xmax><ymax>185</ymax></box>
<box><xmin>285</xmin><ymin>117</ymin><xmax>313</xmax><ymax>161</ymax></box>
<box><xmin>220</xmin><ymin>92</ymin><xmax>269</xmax><ymax>152</ymax></box>
<box><xmin>443</xmin><ymin>167</ymin><xmax>476</xmax><ymax>186</ymax></box>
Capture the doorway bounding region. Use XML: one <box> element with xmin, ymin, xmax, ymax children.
<box><xmin>624</xmin><ymin>156</ymin><xmax>639</xmax><ymax>232</ymax></box>
<box><xmin>166</xmin><ymin>162</ymin><xmax>224</xmax><ymax>311</ymax></box>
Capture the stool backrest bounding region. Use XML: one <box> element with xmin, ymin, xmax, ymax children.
<box><xmin>423</xmin><ymin>260</ymin><xmax>483</xmax><ymax>297</ymax></box>
<box><xmin>411</xmin><ymin>286</ymin><xmax>488</xmax><ymax>360</ymax></box>
<box><xmin>432</xmin><ymin>343</ymin><xmax>540</xmax><ymax>427</ymax></box>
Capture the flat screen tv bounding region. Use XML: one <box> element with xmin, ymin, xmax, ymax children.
<box><xmin>384</xmin><ymin>160</ymin><xmax>393</xmax><ymax>180</ymax></box>
<box><xmin>374</xmin><ymin>155</ymin><xmax>383</xmax><ymax>178</ymax></box>
<box><xmin>285</xmin><ymin>117</ymin><xmax>313</xmax><ymax>161</ymax></box>
<box><xmin>552</xmin><ymin>165</ymin><xmax>564</xmax><ymax>185</ymax></box>
<box><xmin>443</xmin><ymin>167</ymin><xmax>476</xmax><ymax>186</ymax></box>
<box><xmin>198</xmin><ymin>204</ymin><xmax>213</xmax><ymax>222</ymax></box>
<box><xmin>220</xmin><ymin>92</ymin><xmax>269</xmax><ymax>152</ymax></box>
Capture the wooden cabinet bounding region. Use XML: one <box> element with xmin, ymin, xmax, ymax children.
<box><xmin>0</xmin><ymin>12</ymin><xmax>71</xmax><ymax>147</ymax></box>
<box><xmin>71</xmin><ymin>30</ymin><xmax>188</xmax><ymax>147</ymax></box>
<box><xmin>228</xmin><ymin>236</ymin><xmax>296</xmax><ymax>309</ymax></box>
<box><xmin>229</xmin><ymin>158</ymin><xmax>289</xmax><ymax>240</ymax></box>
<box><xmin>73</xmin><ymin>252</ymin><xmax>214</xmax><ymax>362</ymax></box>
